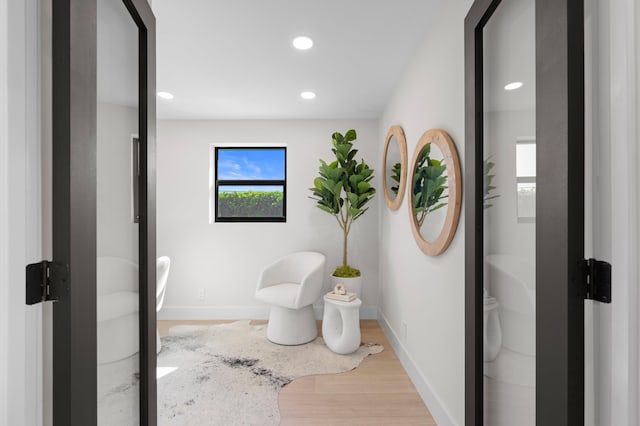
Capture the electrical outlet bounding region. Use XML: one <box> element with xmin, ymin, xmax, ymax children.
<box><xmin>197</xmin><ymin>288</ymin><xmax>205</xmax><ymax>301</ymax></box>
<box><xmin>402</xmin><ymin>321</ymin><xmax>408</xmax><ymax>341</ymax></box>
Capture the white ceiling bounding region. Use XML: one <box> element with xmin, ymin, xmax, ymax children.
<box><xmin>152</xmin><ymin>0</ymin><xmax>443</xmax><ymax>120</ymax></box>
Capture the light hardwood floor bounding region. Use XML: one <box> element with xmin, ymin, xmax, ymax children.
<box><xmin>157</xmin><ymin>320</ymin><xmax>436</xmax><ymax>425</ymax></box>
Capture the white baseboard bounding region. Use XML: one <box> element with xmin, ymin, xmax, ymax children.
<box><xmin>158</xmin><ymin>306</ymin><xmax>271</xmax><ymax>320</ymax></box>
<box><xmin>378</xmin><ymin>309</ymin><xmax>457</xmax><ymax>426</ymax></box>
<box><xmin>158</xmin><ymin>304</ymin><xmax>379</xmax><ymax>321</ymax></box>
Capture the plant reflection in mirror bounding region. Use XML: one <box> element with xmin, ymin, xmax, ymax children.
<box><xmin>390</xmin><ymin>162</ymin><xmax>402</xmax><ymax>195</ymax></box>
<box><xmin>412</xmin><ymin>144</ymin><xmax>448</xmax><ymax>229</ymax></box>
<box><xmin>483</xmin><ymin>157</ymin><xmax>500</xmax><ymax>209</ymax></box>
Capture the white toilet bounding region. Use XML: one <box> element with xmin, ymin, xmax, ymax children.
<box><xmin>483</xmin><ymin>288</ymin><xmax>502</xmax><ymax>362</ymax></box>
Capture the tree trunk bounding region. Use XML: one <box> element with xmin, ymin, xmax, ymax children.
<box><xmin>342</xmin><ymin>226</ymin><xmax>348</xmax><ymax>267</ymax></box>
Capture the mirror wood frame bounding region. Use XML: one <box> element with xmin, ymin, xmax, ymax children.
<box><xmin>409</xmin><ymin>129</ymin><xmax>462</xmax><ymax>256</ymax></box>
<box><xmin>382</xmin><ymin>125</ymin><xmax>408</xmax><ymax>211</ymax></box>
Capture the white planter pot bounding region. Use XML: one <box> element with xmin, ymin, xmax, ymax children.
<box><xmin>329</xmin><ymin>274</ymin><xmax>362</xmax><ymax>297</ymax></box>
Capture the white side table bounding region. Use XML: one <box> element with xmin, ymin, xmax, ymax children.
<box><xmin>322</xmin><ymin>295</ymin><xmax>362</xmax><ymax>354</ymax></box>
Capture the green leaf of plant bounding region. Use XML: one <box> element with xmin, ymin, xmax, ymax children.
<box><xmin>322</xmin><ymin>179</ymin><xmax>337</xmax><ymax>192</ymax></box>
<box><xmin>356</xmin><ymin>181</ymin><xmax>371</xmax><ymax>194</ymax></box>
<box><xmin>352</xmin><ymin>206</ymin><xmax>368</xmax><ymax>221</ymax></box>
<box><xmin>347</xmin><ymin>192</ymin><xmax>359</xmax><ymax>207</ymax></box>
<box><xmin>359</xmin><ymin>166</ymin><xmax>373</xmax><ymax>180</ymax></box>
<box><xmin>348</xmin><ymin>207</ymin><xmax>361</xmax><ymax>218</ymax></box>
<box><xmin>414</xmin><ymin>192</ymin><xmax>422</xmax><ymax>206</ymax></box>
<box><xmin>357</xmin><ymin>194</ymin><xmax>372</xmax><ymax>205</ymax></box>
<box><xmin>349</xmin><ymin>174</ymin><xmax>364</xmax><ymax>189</ymax></box>
<box><xmin>344</xmin><ymin>129</ymin><xmax>357</xmax><ymax>141</ymax></box>
<box><xmin>430</xmin><ymin>202</ymin><xmax>448</xmax><ymax>212</ymax></box>
<box><xmin>317</xmin><ymin>204</ymin><xmax>337</xmax><ymax>215</ymax></box>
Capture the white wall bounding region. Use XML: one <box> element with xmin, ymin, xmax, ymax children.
<box><xmin>637</xmin><ymin>0</ymin><xmax>640</xmax><ymax>417</ymax></box>
<box><xmin>377</xmin><ymin>1</ymin><xmax>471</xmax><ymax>424</ymax></box>
<box><xmin>0</xmin><ymin>1</ymin><xmax>9</xmax><ymax>422</ymax></box>
<box><xmin>156</xmin><ymin>119</ymin><xmax>380</xmax><ymax>319</ymax></box>
<box><xmin>587</xmin><ymin>0</ymin><xmax>640</xmax><ymax>425</ymax></box>
<box><xmin>1</xmin><ymin>0</ymin><xmax>43</xmax><ymax>425</ymax></box>
<box><xmin>607</xmin><ymin>0</ymin><xmax>640</xmax><ymax>424</ymax></box>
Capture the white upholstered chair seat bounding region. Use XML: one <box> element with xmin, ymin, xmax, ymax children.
<box><xmin>255</xmin><ymin>283</ymin><xmax>301</xmax><ymax>310</ymax></box>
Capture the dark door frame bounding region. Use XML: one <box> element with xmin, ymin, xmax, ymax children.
<box><xmin>52</xmin><ymin>0</ymin><xmax>156</xmax><ymax>424</ymax></box>
<box><xmin>464</xmin><ymin>0</ymin><xmax>585</xmax><ymax>424</ymax></box>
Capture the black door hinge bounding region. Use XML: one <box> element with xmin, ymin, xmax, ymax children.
<box><xmin>25</xmin><ymin>261</ymin><xmax>69</xmax><ymax>305</ymax></box>
<box><xmin>584</xmin><ymin>258</ymin><xmax>611</xmax><ymax>303</ymax></box>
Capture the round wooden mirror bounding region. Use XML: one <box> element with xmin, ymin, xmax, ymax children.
<box><xmin>409</xmin><ymin>129</ymin><xmax>462</xmax><ymax>256</ymax></box>
<box><xmin>382</xmin><ymin>125</ymin><xmax>408</xmax><ymax>211</ymax></box>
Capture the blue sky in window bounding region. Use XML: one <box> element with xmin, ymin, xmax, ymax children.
<box><xmin>219</xmin><ymin>185</ymin><xmax>283</xmax><ymax>193</ymax></box>
<box><xmin>217</xmin><ymin>149</ymin><xmax>285</xmax><ymax>180</ymax></box>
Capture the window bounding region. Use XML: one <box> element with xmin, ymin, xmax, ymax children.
<box><xmin>213</xmin><ymin>146</ymin><xmax>286</xmax><ymax>222</ymax></box>
<box><xmin>516</xmin><ymin>138</ymin><xmax>536</xmax><ymax>222</ymax></box>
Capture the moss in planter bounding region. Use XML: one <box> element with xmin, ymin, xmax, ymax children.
<box><xmin>332</xmin><ymin>265</ymin><xmax>361</xmax><ymax>278</ymax></box>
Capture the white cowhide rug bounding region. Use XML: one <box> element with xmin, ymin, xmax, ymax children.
<box><xmin>98</xmin><ymin>320</ymin><xmax>383</xmax><ymax>426</ymax></box>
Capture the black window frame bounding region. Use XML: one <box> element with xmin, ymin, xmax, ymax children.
<box><xmin>214</xmin><ymin>146</ymin><xmax>287</xmax><ymax>223</ymax></box>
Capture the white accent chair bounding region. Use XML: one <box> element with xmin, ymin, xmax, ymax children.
<box><xmin>156</xmin><ymin>256</ymin><xmax>171</xmax><ymax>353</ymax></box>
<box><xmin>255</xmin><ymin>251</ymin><xmax>326</xmax><ymax>345</ymax></box>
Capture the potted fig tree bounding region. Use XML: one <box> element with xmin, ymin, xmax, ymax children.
<box><xmin>309</xmin><ymin>129</ymin><xmax>376</xmax><ymax>295</ymax></box>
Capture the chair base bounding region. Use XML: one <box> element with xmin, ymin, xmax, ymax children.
<box><xmin>267</xmin><ymin>304</ymin><xmax>317</xmax><ymax>345</ymax></box>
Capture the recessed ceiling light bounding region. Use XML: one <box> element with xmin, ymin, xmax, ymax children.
<box><xmin>292</xmin><ymin>36</ymin><xmax>313</xmax><ymax>50</ymax></box>
<box><xmin>504</xmin><ymin>82</ymin><xmax>523</xmax><ymax>91</ymax></box>
<box><xmin>157</xmin><ymin>91</ymin><xmax>174</xmax><ymax>99</ymax></box>
<box><xmin>300</xmin><ymin>91</ymin><xmax>316</xmax><ymax>100</ymax></box>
